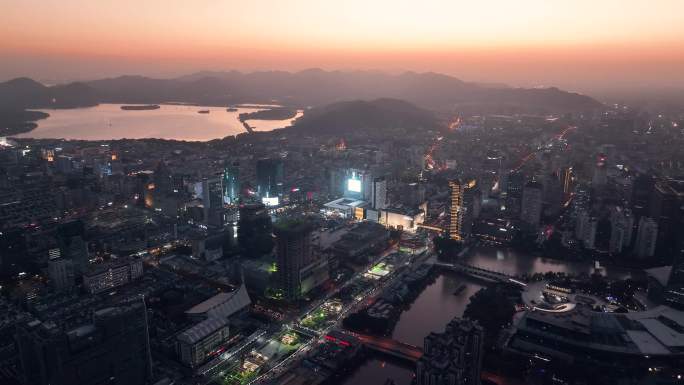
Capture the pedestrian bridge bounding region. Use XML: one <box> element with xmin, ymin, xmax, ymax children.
<box><xmin>433</xmin><ymin>261</ymin><xmax>527</xmax><ymax>286</ymax></box>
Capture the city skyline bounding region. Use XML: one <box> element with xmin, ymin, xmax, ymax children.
<box><xmin>2</xmin><ymin>2</ymin><xmax>684</xmax><ymax>385</ymax></box>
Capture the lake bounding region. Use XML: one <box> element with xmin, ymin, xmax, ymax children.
<box><xmin>14</xmin><ymin>104</ymin><xmax>304</xmax><ymax>141</ymax></box>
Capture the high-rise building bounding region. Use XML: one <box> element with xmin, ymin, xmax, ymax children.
<box><xmin>222</xmin><ymin>162</ymin><xmax>240</xmax><ymax>204</ymax></box>
<box><xmin>609</xmin><ymin>207</ymin><xmax>634</xmax><ymax>254</ymax></box>
<box><xmin>47</xmin><ymin>257</ymin><xmax>74</xmax><ymax>292</ymax></box>
<box><xmin>274</xmin><ymin>218</ymin><xmax>316</xmax><ymax>301</ymax></box>
<box><xmin>56</xmin><ymin>220</ymin><xmax>89</xmax><ymax>274</ymax></box>
<box><xmin>575</xmin><ymin>211</ymin><xmax>598</xmax><ymax>250</ymax></box>
<box><xmin>16</xmin><ymin>302</ymin><xmax>152</xmax><ymax>385</ymax></box>
<box><xmin>505</xmin><ymin>171</ymin><xmax>524</xmax><ymax>217</ymax></box>
<box><xmin>256</xmin><ymin>158</ymin><xmax>284</xmax><ymax>203</ymax></box>
<box><xmin>153</xmin><ymin>161</ymin><xmax>173</xmax><ymax>196</ymax></box>
<box><xmin>559</xmin><ymin>166</ymin><xmax>574</xmax><ymax>195</ymax></box>
<box><xmin>449</xmin><ymin>180</ymin><xmax>477</xmax><ymax>241</ymax></box>
<box><xmin>631</xmin><ymin>174</ymin><xmax>654</xmax><ymax>219</ymax></box>
<box><xmin>202</xmin><ymin>176</ymin><xmax>224</xmax><ymax>226</ymax></box>
<box><xmin>237</xmin><ymin>203</ymin><xmax>273</xmax><ymax>258</ymax></box>
<box><xmin>634</xmin><ymin>217</ymin><xmax>658</xmax><ymax>258</ymax></box>
<box><xmin>521</xmin><ymin>181</ymin><xmax>543</xmax><ymax>229</ymax></box>
<box><xmin>591</xmin><ymin>153</ymin><xmax>608</xmax><ymax>188</ymax></box>
<box><xmin>649</xmin><ymin>178</ymin><xmax>684</xmax><ymax>255</ymax></box>
<box><xmin>664</xmin><ymin>252</ymin><xmax>684</xmax><ymax>309</ymax></box>
<box><xmin>371</xmin><ymin>177</ymin><xmax>387</xmax><ymax>210</ymax></box>
<box><xmin>416</xmin><ymin>317</ymin><xmax>484</xmax><ymax>385</ymax></box>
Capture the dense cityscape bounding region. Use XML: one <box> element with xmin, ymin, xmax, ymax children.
<box><xmin>2</xmin><ymin>2</ymin><xmax>684</xmax><ymax>385</ymax></box>
<box><xmin>1</xmin><ymin>98</ymin><xmax>683</xmax><ymax>385</ymax></box>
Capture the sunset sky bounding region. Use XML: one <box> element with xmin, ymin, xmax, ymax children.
<box><xmin>2</xmin><ymin>0</ymin><xmax>684</xmax><ymax>93</ymax></box>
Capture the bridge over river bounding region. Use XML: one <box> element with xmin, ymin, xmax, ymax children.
<box><xmin>433</xmin><ymin>261</ymin><xmax>527</xmax><ymax>286</ymax></box>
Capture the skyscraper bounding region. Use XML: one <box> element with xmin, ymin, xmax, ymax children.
<box><xmin>274</xmin><ymin>218</ymin><xmax>314</xmax><ymax>301</ymax></box>
<box><xmin>371</xmin><ymin>177</ymin><xmax>387</xmax><ymax>210</ymax></box>
<box><xmin>559</xmin><ymin>166</ymin><xmax>574</xmax><ymax>195</ymax></box>
<box><xmin>202</xmin><ymin>176</ymin><xmax>224</xmax><ymax>227</ymax></box>
<box><xmin>609</xmin><ymin>207</ymin><xmax>634</xmax><ymax>254</ymax></box>
<box><xmin>591</xmin><ymin>153</ymin><xmax>608</xmax><ymax>188</ymax></box>
<box><xmin>634</xmin><ymin>217</ymin><xmax>658</xmax><ymax>258</ymax></box>
<box><xmin>648</xmin><ymin>178</ymin><xmax>684</xmax><ymax>255</ymax></box>
<box><xmin>256</xmin><ymin>158</ymin><xmax>284</xmax><ymax>202</ymax></box>
<box><xmin>416</xmin><ymin>317</ymin><xmax>483</xmax><ymax>385</ymax></box>
<box><xmin>56</xmin><ymin>220</ymin><xmax>89</xmax><ymax>274</ymax></box>
<box><xmin>222</xmin><ymin>162</ymin><xmax>240</xmax><ymax>204</ymax></box>
<box><xmin>237</xmin><ymin>203</ymin><xmax>273</xmax><ymax>258</ymax></box>
<box><xmin>448</xmin><ymin>179</ymin><xmax>467</xmax><ymax>241</ymax></box>
<box><xmin>521</xmin><ymin>181</ymin><xmax>543</xmax><ymax>230</ymax></box>
<box><xmin>505</xmin><ymin>171</ymin><xmax>524</xmax><ymax>217</ymax></box>
<box><xmin>631</xmin><ymin>174</ymin><xmax>654</xmax><ymax>219</ymax></box>
<box><xmin>575</xmin><ymin>210</ymin><xmax>598</xmax><ymax>250</ymax></box>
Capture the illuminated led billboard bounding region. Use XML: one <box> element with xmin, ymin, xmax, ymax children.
<box><xmin>262</xmin><ymin>197</ymin><xmax>279</xmax><ymax>207</ymax></box>
<box><xmin>347</xmin><ymin>178</ymin><xmax>361</xmax><ymax>193</ymax></box>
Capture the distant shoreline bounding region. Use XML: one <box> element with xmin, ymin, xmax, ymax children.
<box><xmin>120</xmin><ymin>104</ymin><xmax>160</xmax><ymax>111</ymax></box>
<box><xmin>0</xmin><ymin>110</ymin><xmax>50</xmax><ymax>137</ymax></box>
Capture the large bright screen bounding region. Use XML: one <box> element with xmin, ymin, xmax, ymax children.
<box><xmin>262</xmin><ymin>197</ymin><xmax>279</xmax><ymax>207</ymax></box>
<box><xmin>347</xmin><ymin>179</ymin><xmax>361</xmax><ymax>193</ymax></box>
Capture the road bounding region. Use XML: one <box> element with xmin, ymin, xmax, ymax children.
<box><xmin>244</xmin><ymin>240</ymin><xmax>431</xmax><ymax>384</ymax></box>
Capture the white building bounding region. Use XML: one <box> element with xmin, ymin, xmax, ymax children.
<box><xmin>575</xmin><ymin>210</ymin><xmax>597</xmax><ymax>250</ymax></box>
<box><xmin>634</xmin><ymin>217</ymin><xmax>658</xmax><ymax>258</ymax></box>
<box><xmin>609</xmin><ymin>207</ymin><xmax>634</xmax><ymax>254</ymax></box>
<box><xmin>371</xmin><ymin>177</ymin><xmax>387</xmax><ymax>210</ymax></box>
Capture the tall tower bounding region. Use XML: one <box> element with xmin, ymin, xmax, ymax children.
<box><xmin>449</xmin><ymin>180</ymin><xmax>465</xmax><ymax>241</ymax></box>
<box><xmin>505</xmin><ymin>171</ymin><xmax>524</xmax><ymax>217</ymax></box>
<box><xmin>274</xmin><ymin>218</ymin><xmax>314</xmax><ymax>301</ymax></box>
<box><xmin>222</xmin><ymin>162</ymin><xmax>240</xmax><ymax>204</ymax></box>
<box><xmin>609</xmin><ymin>207</ymin><xmax>634</xmax><ymax>254</ymax></box>
<box><xmin>202</xmin><ymin>176</ymin><xmax>224</xmax><ymax>226</ymax></box>
<box><xmin>256</xmin><ymin>158</ymin><xmax>284</xmax><ymax>202</ymax></box>
<box><xmin>371</xmin><ymin>177</ymin><xmax>387</xmax><ymax>210</ymax></box>
<box><xmin>634</xmin><ymin>217</ymin><xmax>658</xmax><ymax>258</ymax></box>
<box><xmin>449</xmin><ymin>179</ymin><xmax>476</xmax><ymax>240</ymax></box>
<box><xmin>521</xmin><ymin>181</ymin><xmax>543</xmax><ymax>229</ymax></box>
<box><xmin>57</xmin><ymin>220</ymin><xmax>89</xmax><ymax>274</ymax></box>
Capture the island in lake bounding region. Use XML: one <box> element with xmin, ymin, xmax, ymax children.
<box><xmin>120</xmin><ymin>104</ymin><xmax>160</xmax><ymax>110</ymax></box>
<box><xmin>238</xmin><ymin>107</ymin><xmax>297</xmax><ymax>121</ymax></box>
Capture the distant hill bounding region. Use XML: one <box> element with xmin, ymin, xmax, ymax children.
<box><xmin>288</xmin><ymin>98</ymin><xmax>439</xmax><ymax>135</ymax></box>
<box><xmin>0</xmin><ymin>77</ymin><xmax>99</xmax><ymax>110</ymax></box>
<box><xmin>0</xmin><ymin>69</ymin><xmax>602</xmax><ymax>114</ymax></box>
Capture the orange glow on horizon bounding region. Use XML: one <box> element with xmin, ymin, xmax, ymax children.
<box><xmin>1</xmin><ymin>0</ymin><xmax>684</xmax><ymax>90</ymax></box>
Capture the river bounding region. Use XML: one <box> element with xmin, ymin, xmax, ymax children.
<box><xmin>337</xmin><ymin>245</ymin><xmax>640</xmax><ymax>385</ymax></box>
<box><xmin>13</xmin><ymin>103</ymin><xmax>303</xmax><ymax>141</ymax></box>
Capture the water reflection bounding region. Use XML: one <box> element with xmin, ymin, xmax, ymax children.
<box><xmin>15</xmin><ymin>104</ymin><xmax>301</xmax><ymax>141</ymax></box>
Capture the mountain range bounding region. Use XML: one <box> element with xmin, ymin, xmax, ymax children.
<box><xmin>1</xmin><ymin>69</ymin><xmax>601</xmax><ymax>113</ymax></box>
